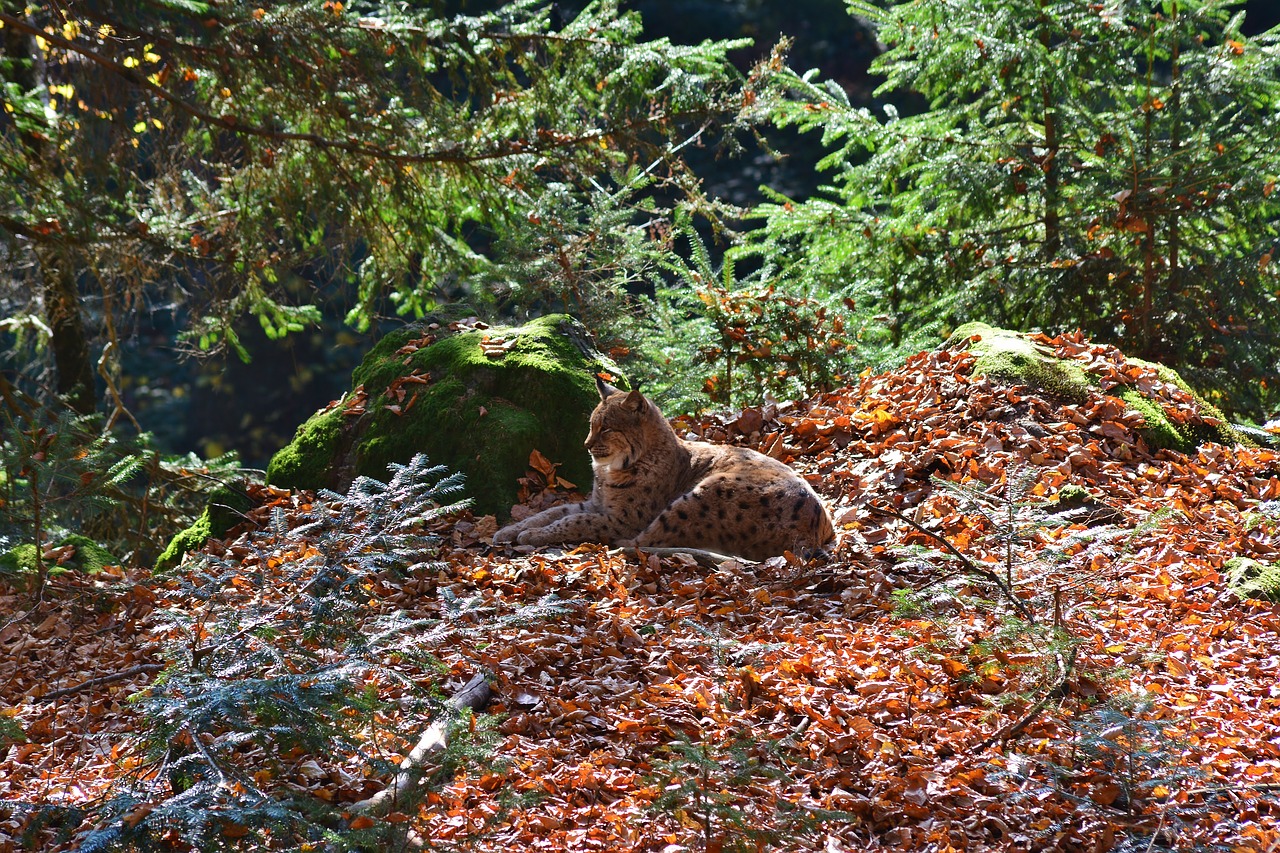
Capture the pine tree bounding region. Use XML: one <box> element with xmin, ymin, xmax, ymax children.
<box><xmin>748</xmin><ymin>0</ymin><xmax>1280</xmax><ymax>418</ymax></box>
<box><xmin>0</xmin><ymin>0</ymin><xmax>748</xmax><ymax>407</ymax></box>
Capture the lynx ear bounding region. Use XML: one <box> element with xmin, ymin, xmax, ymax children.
<box><xmin>595</xmin><ymin>374</ymin><xmax>621</xmax><ymax>401</ymax></box>
<box><xmin>624</xmin><ymin>389</ymin><xmax>645</xmax><ymax>411</ymax></box>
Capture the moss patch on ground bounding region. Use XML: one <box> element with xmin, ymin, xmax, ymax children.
<box><xmin>947</xmin><ymin>322</ymin><xmax>1242</xmax><ymax>453</ymax></box>
<box><xmin>155</xmin><ymin>484</ymin><xmax>255</xmax><ymax>572</ymax></box>
<box><xmin>1225</xmin><ymin>556</ymin><xmax>1280</xmax><ymax>601</ymax></box>
<box><xmin>267</xmin><ymin>314</ymin><xmax>624</xmax><ymax>518</ymax></box>
<box><xmin>1</xmin><ymin>536</ymin><xmax>118</xmax><ymax>589</ymax></box>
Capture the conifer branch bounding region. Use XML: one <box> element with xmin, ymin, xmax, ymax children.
<box><xmin>869</xmin><ymin>500</ymin><xmax>1038</xmax><ymax>624</ymax></box>
<box><xmin>0</xmin><ymin>12</ymin><xmax>675</xmax><ymax>167</ymax></box>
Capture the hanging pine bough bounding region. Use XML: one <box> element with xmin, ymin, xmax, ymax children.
<box><xmin>0</xmin><ymin>0</ymin><xmax>750</xmax><ymax>412</ymax></box>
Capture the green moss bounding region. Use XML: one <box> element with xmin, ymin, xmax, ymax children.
<box><xmin>1</xmin><ymin>537</ymin><xmax>116</xmax><ymax>589</ymax></box>
<box><xmin>265</xmin><ymin>406</ymin><xmax>344</xmax><ymax>490</ymax></box>
<box><xmin>268</xmin><ymin>314</ymin><xmax>624</xmax><ymax>518</ymax></box>
<box><xmin>1225</xmin><ymin>556</ymin><xmax>1280</xmax><ymax>601</ymax></box>
<box><xmin>57</xmin><ymin>535</ymin><xmax>117</xmax><ymax>573</ymax></box>
<box><xmin>355</xmin><ymin>316</ymin><xmax>614</xmax><ymax>513</ymax></box>
<box><xmin>948</xmin><ymin>322</ymin><xmax>1091</xmax><ymax>404</ymax></box>
<box><xmin>0</xmin><ymin>543</ymin><xmax>39</xmax><ymax>577</ymax></box>
<box><xmin>155</xmin><ymin>515</ymin><xmax>211</xmax><ymax>574</ymax></box>
<box><xmin>1054</xmin><ymin>485</ymin><xmax>1093</xmax><ymax>508</ymax></box>
<box><xmin>949</xmin><ymin>323</ymin><xmax>1245</xmax><ymax>452</ymax></box>
<box><xmin>155</xmin><ymin>484</ymin><xmax>254</xmax><ymax>573</ymax></box>
<box><xmin>1127</xmin><ymin>357</ymin><xmax>1247</xmax><ymax>448</ymax></box>
<box><xmin>351</xmin><ymin>325</ymin><xmax>427</xmax><ymax>391</ymax></box>
<box><xmin>1115</xmin><ymin>387</ymin><xmax>1189</xmax><ymax>453</ymax></box>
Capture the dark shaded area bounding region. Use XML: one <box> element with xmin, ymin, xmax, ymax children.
<box><xmin>608</xmin><ymin>0</ymin><xmax>881</xmax><ymax>204</ymax></box>
<box><xmin>1244</xmin><ymin>0</ymin><xmax>1280</xmax><ymax>34</ymax></box>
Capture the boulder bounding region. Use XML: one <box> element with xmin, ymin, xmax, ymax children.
<box><xmin>945</xmin><ymin>322</ymin><xmax>1245</xmax><ymax>452</ymax></box>
<box><xmin>154</xmin><ymin>483</ymin><xmax>255</xmax><ymax>572</ymax></box>
<box><xmin>0</xmin><ymin>535</ymin><xmax>117</xmax><ymax>589</ymax></box>
<box><xmin>267</xmin><ymin>314</ymin><xmax>623</xmax><ymax>518</ymax></box>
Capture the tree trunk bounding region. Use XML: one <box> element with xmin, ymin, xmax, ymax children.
<box><xmin>3</xmin><ymin>5</ymin><xmax>97</xmax><ymax>414</ymax></box>
<box><xmin>37</xmin><ymin>248</ymin><xmax>97</xmax><ymax>414</ymax></box>
<box><xmin>1166</xmin><ymin>5</ymin><xmax>1182</xmax><ymax>339</ymax></box>
<box><xmin>1038</xmin><ymin>3</ymin><xmax>1061</xmax><ymax>259</ymax></box>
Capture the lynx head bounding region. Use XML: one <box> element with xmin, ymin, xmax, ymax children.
<box><xmin>584</xmin><ymin>376</ymin><xmax>657</xmax><ymax>471</ymax></box>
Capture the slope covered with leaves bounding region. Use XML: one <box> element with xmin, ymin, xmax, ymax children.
<box><xmin>3</xmin><ymin>334</ymin><xmax>1280</xmax><ymax>852</ymax></box>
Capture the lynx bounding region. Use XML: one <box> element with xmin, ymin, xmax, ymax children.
<box><xmin>493</xmin><ymin>378</ymin><xmax>834</xmax><ymax>560</ymax></box>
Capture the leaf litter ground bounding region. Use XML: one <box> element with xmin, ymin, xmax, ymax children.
<box><xmin>3</xmin><ymin>333</ymin><xmax>1280</xmax><ymax>851</ymax></box>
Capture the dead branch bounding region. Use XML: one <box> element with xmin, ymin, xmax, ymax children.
<box><xmin>349</xmin><ymin>673</ymin><xmax>493</xmax><ymax>816</ymax></box>
<box><xmin>871</xmin><ymin>501</ymin><xmax>1084</xmax><ymax>749</ymax></box>
<box><xmin>40</xmin><ymin>662</ymin><xmax>165</xmax><ymax>702</ymax></box>
<box><xmin>870</xmin><ymin>501</ymin><xmax>1038</xmax><ymax>624</ymax></box>
<box><xmin>974</xmin><ymin>644</ymin><xmax>1078</xmax><ymax>751</ymax></box>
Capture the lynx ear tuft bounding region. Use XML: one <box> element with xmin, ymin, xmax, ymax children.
<box><xmin>595</xmin><ymin>374</ymin><xmax>621</xmax><ymax>401</ymax></box>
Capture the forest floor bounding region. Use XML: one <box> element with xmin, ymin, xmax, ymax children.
<box><xmin>4</xmin><ymin>333</ymin><xmax>1280</xmax><ymax>852</ymax></box>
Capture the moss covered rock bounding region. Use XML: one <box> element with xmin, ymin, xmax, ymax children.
<box><xmin>1225</xmin><ymin>556</ymin><xmax>1280</xmax><ymax>601</ymax></box>
<box><xmin>155</xmin><ymin>484</ymin><xmax>255</xmax><ymax>573</ymax></box>
<box><xmin>267</xmin><ymin>314</ymin><xmax>624</xmax><ymax>518</ymax></box>
<box><xmin>0</xmin><ymin>536</ymin><xmax>117</xmax><ymax>588</ymax></box>
<box><xmin>947</xmin><ymin>322</ymin><xmax>1092</xmax><ymax>404</ymax></box>
<box><xmin>0</xmin><ymin>544</ymin><xmax>39</xmax><ymax>578</ymax></box>
<box><xmin>56</xmin><ymin>535</ymin><xmax>117</xmax><ymax>573</ymax></box>
<box><xmin>946</xmin><ymin>322</ymin><xmax>1244</xmax><ymax>452</ymax></box>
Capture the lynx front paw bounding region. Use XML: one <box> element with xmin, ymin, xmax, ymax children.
<box><xmin>515</xmin><ymin>528</ymin><xmax>554</xmax><ymax>546</ymax></box>
<box><xmin>492</xmin><ymin>524</ymin><xmax>522</xmax><ymax>545</ymax></box>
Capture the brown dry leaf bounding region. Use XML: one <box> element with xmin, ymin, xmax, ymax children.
<box><xmin>529</xmin><ymin>449</ymin><xmax>556</xmax><ymax>477</ymax></box>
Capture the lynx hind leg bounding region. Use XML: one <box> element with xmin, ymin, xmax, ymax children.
<box><xmin>629</xmin><ymin>489</ymin><xmax>735</xmax><ymax>552</ymax></box>
<box><xmin>492</xmin><ymin>503</ymin><xmax>584</xmax><ymax>544</ymax></box>
<box><xmin>632</xmin><ymin>477</ymin><xmax>828</xmax><ymax>561</ymax></box>
<box><xmin>514</xmin><ymin>506</ymin><xmax>634</xmax><ymax>548</ymax></box>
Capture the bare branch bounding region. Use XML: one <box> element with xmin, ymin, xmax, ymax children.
<box><xmin>869</xmin><ymin>500</ymin><xmax>1038</xmax><ymax>624</ymax></box>
<box><xmin>349</xmin><ymin>673</ymin><xmax>493</xmax><ymax>816</ymax></box>
<box><xmin>39</xmin><ymin>662</ymin><xmax>165</xmax><ymax>702</ymax></box>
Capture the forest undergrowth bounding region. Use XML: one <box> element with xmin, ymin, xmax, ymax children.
<box><xmin>3</xmin><ymin>334</ymin><xmax>1280</xmax><ymax>852</ymax></box>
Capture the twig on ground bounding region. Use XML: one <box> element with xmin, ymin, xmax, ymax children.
<box><xmin>349</xmin><ymin>672</ymin><xmax>493</xmax><ymax>816</ymax></box>
<box><xmin>39</xmin><ymin>663</ymin><xmax>166</xmax><ymax>702</ymax></box>
<box><xmin>1182</xmin><ymin>782</ymin><xmax>1280</xmax><ymax>797</ymax></box>
<box><xmin>614</xmin><ymin>545</ymin><xmax>748</xmax><ymax>569</ymax></box>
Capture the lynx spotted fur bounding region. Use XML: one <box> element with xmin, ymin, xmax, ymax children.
<box><xmin>493</xmin><ymin>378</ymin><xmax>834</xmax><ymax>560</ymax></box>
